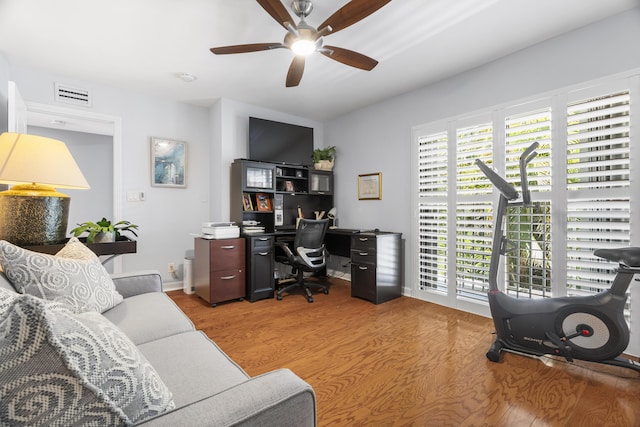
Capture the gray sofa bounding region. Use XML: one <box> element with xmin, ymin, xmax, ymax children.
<box><xmin>0</xmin><ymin>269</ymin><xmax>316</xmax><ymax>426</ymax></box>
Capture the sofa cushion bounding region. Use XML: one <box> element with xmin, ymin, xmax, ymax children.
<box><xmin>0</xmin><ymin>238</ymin><xmax>123</xmax><ymax>313</ymax></box>
<box><xmin>102</xmin><ymin>292</ymin><xmax>195</xmax><ymax>345</ymax></box>
<box><xmin>0</xmin><ymin>289</ymin><xmax>174</xmax><ymax>426</ymax></box>
<box><xmin>137</xmin><ymin>331</ymin><xmax>249</xmax><ymax>408</ymax></box>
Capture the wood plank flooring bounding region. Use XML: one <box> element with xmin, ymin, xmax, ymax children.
<box><xmin>168</xmin><ymin>278</ymin><xmax>640</xmax><ymax>427</ymax></box>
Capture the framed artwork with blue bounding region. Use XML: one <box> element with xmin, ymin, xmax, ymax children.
<box><xmin>151</xmin><ymin>137</ymin><xmax>186</xmax><ymax>188</ymax></box>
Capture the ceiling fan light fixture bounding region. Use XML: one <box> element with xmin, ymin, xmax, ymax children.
<box><xmin>291</xmin><ymin>39</ymin><xmax>316</xmax><ymax>56</ymax></box>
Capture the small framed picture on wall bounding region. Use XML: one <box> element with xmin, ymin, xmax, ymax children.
<box><xmin>151</xmin><ymin>137</ymin><xmax>187</xmax><ymax>188</ymax></box>
<box><xmin>358</xmin><ymin>172</ymin><xmax>382</xmax><ymax>200</ymax></box>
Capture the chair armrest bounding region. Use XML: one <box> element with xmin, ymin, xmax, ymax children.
<box><xmin>140</xmin><ymin>369</ymin><xmax>316</xmax><ymax>426</ymax></box>
<box><xmin>110</xmin><ymin>270</ymin><xmax>162</xmax><ymax>298</ymax></box>
<box><xmin>275</xmin><ymin>240</ymin><xmax>295</xmax><ymax>260</ymax></box>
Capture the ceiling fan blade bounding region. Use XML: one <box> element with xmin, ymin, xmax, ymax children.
<box><xmin>286</xmin><ymin>56</ymin><xmax>305</xmax><ymax>87</ymax></box>
<box><xmin>257</xmin><ymin>0</ymin><xmax>297</xmax><ymax>30</ymax></box>
<box><xmin>210</xmin><ymin>43</ymin><xmax>282</xmax><ymax>55</ymax></box>
<box><xmin>318</xmin><ymin>0</ymin><xmax>391</xmax><ymax>35</ymax></box>
<box><xmin>320</xmin><ymin>46</ymin><xmax>378</xmax><ymax>71</ymax></box>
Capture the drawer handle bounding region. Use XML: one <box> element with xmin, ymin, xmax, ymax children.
<box><xmin>358</xmin><ymin>237</ymin><xmax>369</xmax><ymax>242</ymax></box>
<box><xmin>258</xmin><ymin>252</ymin><xmax>271</xmax><ymax>256</ymax></box>
<box><xmin>358</xmin><ymin>251</ymin><xmax>368</xmax><ymax>256</ymax></box>
<box><xmin>258</xmin><ymin>237</ymin><xmax>270</xmax><ymax>241</ymax></box>
<box><xmin>221</xmin><ymin>245</ymin><xmax>235</xmax><ymax>249</ymax></box>
<box><xmin>358</xmin><ymin>265</ymin><xmax>368</xmax><ymax>271</ymax></box>
<box><xmin>220</xmin><ymin>275</ymin><xmax>236</xmax><ymax>280</ymax></box>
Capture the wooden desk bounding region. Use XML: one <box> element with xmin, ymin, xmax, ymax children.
<box><xmin>244</xmin><ymin>229</ymin><xmax>347</xmax><ymax>302</ymax></box>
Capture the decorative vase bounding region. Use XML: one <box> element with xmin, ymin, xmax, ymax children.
<box><xmin>93</xmin><ymin>232</ymin><xmax>115</xmax><ymax>243</ymax></box>
<box><xmin>314</xmin><ymin>159</ymin><xmax>334</xmax><ymax>171</ymax></box>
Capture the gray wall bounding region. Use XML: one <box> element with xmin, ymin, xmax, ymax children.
<box><xmin>2</xmin><ymin>62</ymin><xmax>323</xmax><ymax>285</ymax></box>
<box><xmin>6</xmin><ymin>64</ymin><xmax>212</xmax><ymax>284</ymax></box>
<box><xmin>325</xmin><ymin>7</ymin><xmax>640</xmax><ymax>281</ymax></box>
<box><xmin>0</xmin><ymin>53</ymin><xmax>8</xmax><ymax>132</ymax></box>
<box><xmin>27</xmin><ymin>126</ymin><xmax>113</xmax><ymax>241</ymax></box>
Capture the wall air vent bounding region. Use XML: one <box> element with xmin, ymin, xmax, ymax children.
<box><xmin>54</xmin><ymin>83</ymin><xmax>92</xmax><ymax>107</ymax></box>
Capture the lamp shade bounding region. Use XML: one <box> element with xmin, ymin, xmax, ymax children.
<box><xmin>0</xmin><ymin>132</ymin><xmax>90</xmax><ymax>189</ymax></box>
<box><xmin>0</xmin><ymin>132</ymin><xmax>90</xmax><ymax>245</ymax></box>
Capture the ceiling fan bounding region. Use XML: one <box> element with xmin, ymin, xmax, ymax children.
<box><xmin>210</xmin><ymin>0</ymin><xmax>391</xmax><ymax>87</ymax></box>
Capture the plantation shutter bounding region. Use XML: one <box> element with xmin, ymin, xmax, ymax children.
<box><xmin>566</xmin><ymin>90</ymin><xmax>630</xmax><ymax>299</ymax></box>
<box><xmin>503</xmin><ymin>108</ymin><xmax>553</xmax><ymax>298</ymax></box>
<box><xmin>417</xmin><ymin>132</ymin><xmax>448</xmax><ymax>294</ymax></box>
<box><xmin>455</xmin><ymin>123</ymin><xmax>493</xmax><ymax>300</ymax></box>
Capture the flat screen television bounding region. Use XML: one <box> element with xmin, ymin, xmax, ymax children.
<box><xmin>249</xmin><ymin>117</ymin><xmax>314</xmax><ymax>166</ymax></box>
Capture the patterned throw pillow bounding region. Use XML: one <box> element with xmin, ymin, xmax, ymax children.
<box><xmin>0</xmin><ymin>289</ymin><xmax>175</xmax><ymax>425</ymax></box>
<box><xmin>0</xmin><ymin>238</ymin><xmax>123</xmax><ymax>313</ymax></box>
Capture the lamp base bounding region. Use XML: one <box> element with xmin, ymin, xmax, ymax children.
<box><xmin>0</xmin><ymin>184</ymin><xmax>70</xmax><ymax>245</ymax></box>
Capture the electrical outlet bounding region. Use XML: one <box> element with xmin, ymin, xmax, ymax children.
<box><xmin>168</xmin><ymin>262</ymin><xmax>175</xmax><ymax>273</ymax></box>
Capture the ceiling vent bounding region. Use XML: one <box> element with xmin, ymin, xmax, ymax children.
<box><xmin>54</xmin><ymin>83</ymin><xmax>92</xmax><ymax>107</ymax></box>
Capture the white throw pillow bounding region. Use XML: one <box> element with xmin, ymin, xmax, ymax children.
<box><xmin>0</xmin><ymin>238</ymin><xmax>123</xmax><ymax>313</ymax></box>
<box><xmin>0</xmin><ymin>289</ymin><xmax>175</xmax><ymax>425</ymax></box>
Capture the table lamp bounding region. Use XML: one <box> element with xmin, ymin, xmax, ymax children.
<box><xmin>0</xmin><ymin>132</ymin><xmax>90</xmax><ymax>245</ymax></box>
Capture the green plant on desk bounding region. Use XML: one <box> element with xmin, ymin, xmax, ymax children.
<box><xmin>312</xmin><ymin>146</ymin><xmax>336</xmax><ymax>163</ymax></box>
<box><xmin>70</xmin><ymin>218</ymin><xmax>139</xmax><ymax>243</ymax></box>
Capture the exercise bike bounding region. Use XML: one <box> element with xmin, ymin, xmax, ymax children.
<box><xmin>476</xmin><ymin>141</ymin><xmax>640</xmax><ymax>373</ymax></box>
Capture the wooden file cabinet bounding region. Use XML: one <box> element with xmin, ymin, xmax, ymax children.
<box><xmin>194</xmin><ymin>237</ymin><xmax>245</xmax><ymax>307</ymax></box>
<box><xmin>350</xmin><ymin>232</ymin><xmax>402</xmax><ymax>304</ymax></box>
<box><xmin>246</xmin><ymin>235</ymin><xmax>275</xmax><ymax>302</ymax></box>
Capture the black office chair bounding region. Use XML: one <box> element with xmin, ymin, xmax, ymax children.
<box><xmin>276</xmin><ymin>219</ymin><xmax>330</xmax><ymax>303</ymax></box>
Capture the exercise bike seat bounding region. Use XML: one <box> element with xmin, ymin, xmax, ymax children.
<box><xmin>594</xmin><ymin>247</ymin><xmax>640</xmax><ymax>267</ymax></box>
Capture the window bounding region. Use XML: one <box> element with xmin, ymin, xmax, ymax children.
<box><xmin>417</xmin><ymin>132</ymin><xmax>448</xmax><ymax>294</ymax></box>
<box><xmin>565</xmin><ymin>90</ymin><xmax>630</xmax><ymax>324</ymax></box>
<box><xmin>455</xmin><ymin>123</ymin><xmax>493</xmax><ymax>301</ymax></box>
<box><xmin>412</xmin><ymin>77</ymin><xmax>637</xmax><ymax>338</ymax></box>
<box><xmin>504</xmin><ymin>108</ymin><xmax>552</xmax><ymax>298</ymax></box>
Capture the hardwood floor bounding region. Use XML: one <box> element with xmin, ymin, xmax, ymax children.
<box><xmin>168</xmin><ymin>278</ymin><xmax>640</xmax><ymax>427</ymax></box>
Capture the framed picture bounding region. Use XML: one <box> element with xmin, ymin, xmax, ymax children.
<box><xmin>285</xmin><ymin>180</ymin><xmax>295</xmax><ymax>192</ymax></box>
<box><xmin>151</xmin><ymin>137</ymin><xmax>186</xmax><ymax>188</ymax></box>
<box><xmin>256</xmin><ymin>193</ymin><xmax>272</xmax><ymax>211</ymax></box>
<box><xmin>242</xmin><ymin>193</ymin><xmax>253</xmax><ymax>211</ymax></box>
<box><xmin>358</xmin><ymin>172</ymin><xmax>382</xmax><ymax>200</ymax></box>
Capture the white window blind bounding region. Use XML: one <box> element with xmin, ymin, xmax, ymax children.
<box><xmin>418</xmin><ymin>132</ymin><xmax>448</xmax><ymax>197</ymax></box>
<box><xmin>566</xmin><ymin>90</ymin><xmax>630</xmax><ymax>304</ymax></box>
<box><xmin>417</xmin><ymin>132</ymin><xmax>448</xmax><ymax>294</ymax></box>
<box><xmin>456</xmin><ymin>124</ymin><xmax>493</xmax><ymax>196</ymax></box>
<box><xmin>418</xmin><ymin>204</ymin><xmax>448</xmax><ymax>294</ymax></box>
<box><xmin>455</xmin><ymin>123</ymin><xmax>493</xmax><ymax>300</ymax></box>
<box><xmin>504</xmin><ymin>108</ymin><xmax>553</xmax><ymax>298</ymax></box>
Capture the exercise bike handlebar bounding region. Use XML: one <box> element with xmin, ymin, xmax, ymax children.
<box><xmin>474</xmin><ymin>141</ymin><xmax>539</xmax><ymax>204</ymax></box>
<box><xmin>519</xmin><ymin>141</ymin><xmax>539</xmax><ymax>205</ymax></box>
<box><xmin>475</xmin><ymin>159</ymin><xmax>519</xmax><ymax>200</ymax></box>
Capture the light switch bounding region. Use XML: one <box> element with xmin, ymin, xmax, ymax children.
<box><xmin>126</xmin><ymin>191</ymin><xmax>144</xmax><ymax>202</ymax></box>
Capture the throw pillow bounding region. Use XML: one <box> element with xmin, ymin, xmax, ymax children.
<box><xmin>0</xmin><ymin>238</ymin><xmax>123</xmax><ymax>313</ymax></box>
<box><xmin>0</xmin><ymin>291</ymin><xmax>175</xmax><ymax>426</ymax></box>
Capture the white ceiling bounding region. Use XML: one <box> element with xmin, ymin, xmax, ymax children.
<box><xmin>1</xmin><ymin>0</ymin><xmax>639</xmax><ymax>121</ymax></box>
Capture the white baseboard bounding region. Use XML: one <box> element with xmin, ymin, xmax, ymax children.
<box><xmin>163</xmin><ymin>281</ymin><xmax>183</xmax><ymax>292</ymax></box>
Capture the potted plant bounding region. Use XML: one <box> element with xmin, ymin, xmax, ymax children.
<box><xmin>313</xmin><ymin>146</ymin><xmax>336</xmax><ymax>171</ymax></box>
<box><xmin>70</xmin><ymin>218</ymin><xmax>139</xmax><ymax>243</ymax></box>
